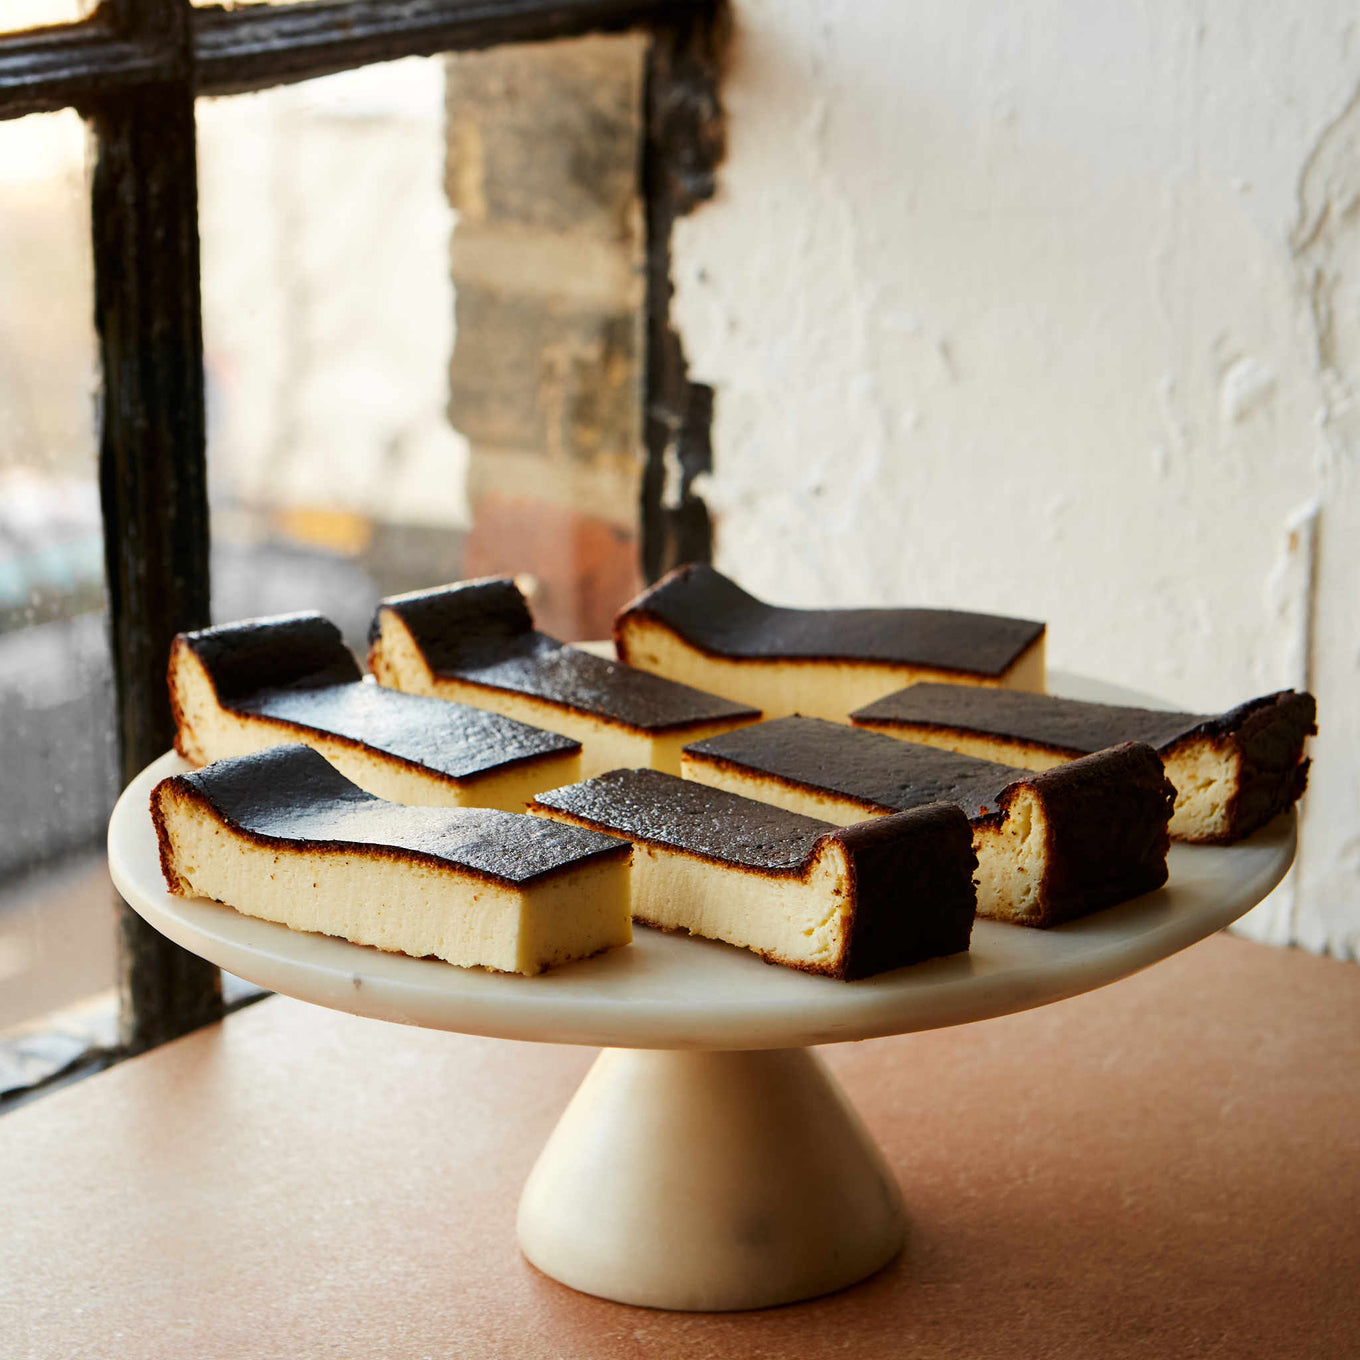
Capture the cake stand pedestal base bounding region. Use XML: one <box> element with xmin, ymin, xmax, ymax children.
<box><xmin>516</xmin><ymin>1047</ymin><xmax>905</xmax><ymax>1311</ymax></box>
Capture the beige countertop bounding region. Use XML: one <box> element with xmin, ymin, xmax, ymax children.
<box><xmin>2</xmin><ymin>931</ymin><xmax>1357</xmax><ymax>1359</ymax></box>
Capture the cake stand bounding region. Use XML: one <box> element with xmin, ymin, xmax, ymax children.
<box><xmin>106</xmin><ymin>672</ymin><xmax>1296</xmax><ymax>1312</ymax></box>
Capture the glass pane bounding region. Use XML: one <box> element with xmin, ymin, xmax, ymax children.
<box><xmin>0</xmin><ymin>109</ymin><xmax>117</xmax><ymax>1034</ymax></box>
<box><xmin>198</xmin><ymin>58</ymin><xmax>467</xmax><ymax>656</ymax></box>
<box><xmin>444</xmin><ymin>35</ymin><xmax>647</xmax><ymax>641</ymax></box>
<box><xmin>0</xmin><ymin>0</ymin><xmax>85</xmax><ymax>33</ymax></box>
<box><xmin>199</xmin><ymin>35</ymin><xmax>648</xmax><ymax>654</ymax></box>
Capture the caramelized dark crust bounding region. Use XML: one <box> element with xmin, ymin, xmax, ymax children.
<box><xmin>852</xmin><ymin>683</ymin><xmax>1315</xmax><ymax>843</ymax></box>
<box><xmin>853</xmin><ymin>682</ymin><xmax>1314</xmax><ymax>762</ymax></box>
<box><xmin>1000</xmin><ymin>744</ymin><xmax>1174</xmax><ymax>927</ymax></box>
<box><xmin>615</xmin><ymin>562</ymin><xmax>1045</xmax><ymax>676</ymax></box>
<box><xmin>833</xmin><ymin>804</ymin><xmax>977</xmax><ymax>979</ymax></box>
<box><xmin>175</xmin><ymin>613</ymin><xmax>361</xmax><ymax>702</ymax></box>
<box><xmin>232</xmin><ymin>683</ymin><xmax>579</xmax><ymax>782</ymax></box>
<box><xmin>171</xmin><ymin>618</ymin><xmax>580</xmax><ymax>780</ymax></box>
<box><xmin>1165</xmin><ymin>692</ymin><xmax>1316</xmax><ymax>843</ymax></box>
<box><xmin>685</xmin><ymin>718</ymin><xmax>1174</xmax><ymax>928</ymax></box>
<box><xmin>371</xmin><ymin>578</ymin><xmax>759</xmax><ymax>733</ymax></box>
<box><xmin>531</xmin><ymin>768</ymin><xmax>975</xmax><ymax>979</ymax></box>
<box><xmin>853</xmin><ymin>682</ymin><xmax>1202</xmax><ymax>752</ymax></box>
<box><xmin>151</xmin><ymin>746</ymin><xmax>629</xmax><ymax>890</ymax></box>
<box><xmin>686</xmin><ymin>716</ymin><xmax>1023</xmax><ymax>819</ymax></box>
<box><xmin>532</xmin><ymin>767</ymin><xmax>834</xmax><ymax>872</ymax></box>
<box><xmin>367</xmin><ymin>577</ymin><xmax>533</xmax><ymax>672</ymax></box>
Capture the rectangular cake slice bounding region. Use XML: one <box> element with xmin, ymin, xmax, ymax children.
<box><xmin>682</xmin><ymin>717</ymin><xmax>1174</xmax><ymax>928</ymax></box>
<box><xmin>850</xmin><ymin>683</ymin><xmax>1315</xmax><ymax>844</ymax></box>
<box><xmin>170</xmin><ymin>613</ymin><xmax>581</xmax><ymax>811</ymax></box>
<box><xmin>152</xmin><ymin>745</ymin><xmax>632</xmax><ymax>975</ymax></box>
<box><xmin>368</xmin><ymin>578</ymin><xmax>761</xmax><ymax>778</ymax></box>
<box><xmin>613</xmin><ymin>563</ymin><xmax>1046</xmax><ymax>722</ymax></box>
<box><xmin>529</xmin><ymin>768</ymin><xmax>976</xmax><ymax>979</ymax></box>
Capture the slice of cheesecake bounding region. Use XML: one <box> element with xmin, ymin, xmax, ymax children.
<box><xmin>170</xmin><ymin>613</ymin><xmax>582</xmax><ymax>812</ymax></box>
<box><xmin>851</xmin><ymin>683</ymin><xmax>1315</xmax><ymax>844</ymax></box>
<box><xmin>613</xmin><ymin>563</ymin><xmax>1046</xmax><ymax>722</ymax></box>
<box><xmin>151</xmin><ymin>745</ymin><xmax>632</xmax><ymax>975</ymax></box>
<box><xmin>529</xmin><ymin>768</ymin><xmax>976</xmax><ymax>979</ymax></box>
<box><xmin>368</xmin><ymin>578</ymin><xmax>761</xmax><ymax>779</ymax></box>
<box><xmin>682</xmin><ymin>717</ymin><xmax>1174</xmax><ymax>928</ymax></box>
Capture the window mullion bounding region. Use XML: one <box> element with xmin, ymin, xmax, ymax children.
<box><xmin>92</xmin><ymin>0</ymin><xmax>221</xmax><ymax>1053</ymax></box>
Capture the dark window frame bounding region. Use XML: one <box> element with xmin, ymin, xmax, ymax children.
<box><xmin>0</xmin><ymin>0</ymin><xmax>723</xmax><ymax>1056</ymax></box>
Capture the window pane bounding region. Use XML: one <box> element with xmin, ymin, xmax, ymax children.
<box><xmin>0</xmin><ymin>108</ymin><xmax>117</xmax><ymax>1033</ymax></box>
<box><xmin>199</xmin><ymin>36</ymin><xmax>648</xmax><ymax>653</ymax></box>
<box><xmin>444</xmin><ymin>35</ymin><xmax>646</xmax><ymax>640</ymax></box>
<box><xmin>197</xmin><ymin>58</ymin><xmax>467</xmax><ymax>655</ymax></box>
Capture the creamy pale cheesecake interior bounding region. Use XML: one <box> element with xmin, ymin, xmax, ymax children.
<box><xmin>170</xmin><ymin>614</ymin><xmax>581</xmax><ymax>812</ymax></box>
<box><xmin>530</xmin><ymin>767</ymin><xmax>976</xmax><ymax>978</ymax></box>
<box><xmin>851</xmin><ymin>683</ymin><xmax>1315</xmax><ymax>844</ymax></box>
<box><xmin>682</xmin><ymin>717</ymin><xmax>1174</xmax><ymax>928</ymax></box>
<box><xmin>153</xmin><ymin>746</ymin><xmax>632</xmax><ymax>976</ymax></box>
<box><xmin>613</xmin><ymin>563</ymin><xmax>1046</xmax><ymax>722</ymax></box>
<box><xmin>368</xmin><ymin>578</ymin><xmax>760</xmax><ymax>778</ymax></box>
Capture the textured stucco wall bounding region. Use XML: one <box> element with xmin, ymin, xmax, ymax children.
<box><xmin>672</xmin><ymin>2</ymin><xmax>1359</xmax><ymax>956</ymax></box>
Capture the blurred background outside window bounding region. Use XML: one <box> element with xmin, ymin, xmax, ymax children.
<box><xmin>198</xmin><ymin>56</ymin><xmax>467</xmax><ymax>656</ymax></box>
<box><xmin>0</xmin><ymin>101</ymin><xmax>111</xmax><ymax>1038</ymax></box>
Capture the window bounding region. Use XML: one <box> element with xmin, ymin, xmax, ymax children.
<box><xmin>0</xmin><ymin>0</ymin><xmax>723</xmax><ymax>1073</ymax></box>
<box><xmin>0</xmin><ymin>103</ymin><xmax>116</xmax><ymax>1042</ymax></box>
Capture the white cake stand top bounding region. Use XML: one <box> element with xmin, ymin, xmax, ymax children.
<box><xmin>108</xmin><ymin>715</ymin><xmax>1294</xmax><ymax>1051</ymax></box>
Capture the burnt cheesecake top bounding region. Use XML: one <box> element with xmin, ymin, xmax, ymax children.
<box><xmin>373</xmin><ymin>578</ymin><xmax>759</xmax><ymax>732</ymax></box>
<box><xmin>159</xmin><ymin>745</ymin><xmax>629</xmax><ymax>887</ymax></box>
<box><xmin>852</xmin><ymin>682</ymin><xmax>1317</xmax><ymax>758</ymax></box>
<box><xmin>179</xmin><ymin>612</ymin><xmax>363</xmax><ymax>700</ymax></box>
<box><xmin>615</xmin><ymin>563</ymin><xmax>1045</xmax><ymax>676</ymax></box>
<box><xmin>687</xmin><ymin>715</ymin><xmax>1171</xmax><ymax>823</ymax></box>
<box><xmin>175</xmin><ymin>614</ymin><xmax>580</xmax><ymax>777</ymax></box>
<box><xmin>531</xmin><ymin>766</ymin><xmax>972</xmax><ymax>874</ymax></box>
<box><xmin>686</xmin><ymin>716</ymin><xmax>1028</xmax><ymax>819</ymax></box>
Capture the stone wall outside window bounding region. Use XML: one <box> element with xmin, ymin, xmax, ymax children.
<box><xmin>445</xmin><ymin>33</ymin><xmax>647</xmax><ymax>642</ymax></box>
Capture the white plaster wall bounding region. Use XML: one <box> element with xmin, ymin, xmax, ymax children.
<box><xmin>673</xmin><ymin>1</ymin><xmax>1360</xmax><ymax>957</ymax></box>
